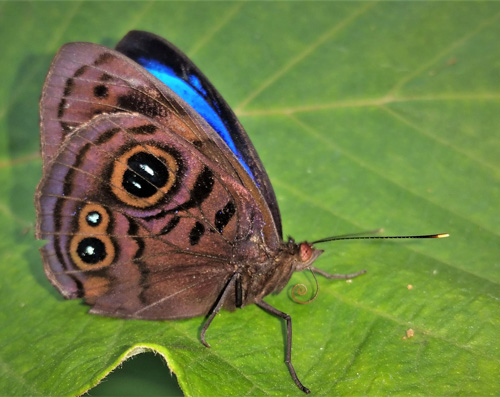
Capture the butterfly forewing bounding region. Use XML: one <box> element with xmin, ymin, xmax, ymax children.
<box><xmin>41</xmin><ymin>42</ymin><xmax>201</xmax><ymax>164</ymax></box>
<box><xmin>40</xmin><ymin>40</ymin><xmax>280</xmax><ymax>246</ymax></box>
<box><xmin>115</xmin><ymin>30</ymin><xmax>283</xmax><ymax>238</ymax></box>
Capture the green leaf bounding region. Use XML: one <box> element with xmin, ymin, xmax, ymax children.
<box><xmin>1</xmin><ymin>2</ymin><xmax>499</xmax><ymax>396</ymax></box>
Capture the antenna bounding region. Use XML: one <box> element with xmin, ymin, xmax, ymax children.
<box><xmin>311</xmin><ymin>230</ymin><xmax>449</xmax><ymax>245</ymax></box>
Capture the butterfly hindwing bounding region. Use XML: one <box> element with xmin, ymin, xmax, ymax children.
<box><xmin>36</xmin><ymin>112</ymin><xmax>265</xmax><ymax>318</ymax></box>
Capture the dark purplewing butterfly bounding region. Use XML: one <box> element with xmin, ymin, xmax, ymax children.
<box><xmin>35</xmin><ymin>31</ymin><xmax>447</xmax><ymax>393</ymax></box>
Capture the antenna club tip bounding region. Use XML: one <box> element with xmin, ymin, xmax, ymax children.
<box><xmin>435</xmin><ymin>233</ymin><xmax>450</xmax><ymax>238</ymax></box>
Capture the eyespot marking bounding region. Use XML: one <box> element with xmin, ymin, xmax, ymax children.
<box><xmin>77</xmin><ymin>237</ymin><xmax>107</xmax><ymax>264</ymax></box>
<box><xmin>70</xmin><ymin>203</ymin><xmax>115</xmax><ymax>270</ymax></box>
<box><xmin>122</xmin><ymin>151</ymin><xmax>169</xmax><ymax>198</ymax></box>
<box><xmin>86</xmin><ymin>211</ymin><xmax>102</xmax><ymax>226</ymax></box>
<box><xmin>110</xmin><ymin>144</ymin><xmax>182</xmax><ymax>208</ymax></box>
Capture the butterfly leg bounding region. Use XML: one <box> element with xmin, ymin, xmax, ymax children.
<box><xmin>311</xmin><ymin>266</ymin><xmax>366</xmax><ymax>279</ymax></box>
<box><xmin>256</xmin><ymin>300</ymin><xmax>311</xmax><ymax>394</ymax></box>
<box><xmin>201</xmin><ymin>272</ymin><xmax>240</xmax><ymax>348</ymax></box>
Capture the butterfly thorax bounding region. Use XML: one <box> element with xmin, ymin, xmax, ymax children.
<box><xmin>228</xmin><ymin>238</ymin><xmax>323</xmax><ymax>309</ymax></box>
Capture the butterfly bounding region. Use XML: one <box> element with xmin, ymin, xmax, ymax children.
<box><xmin>35</xmin><ymin>30</ymin><xmax>447</xmax><ymax>394</ymax></box>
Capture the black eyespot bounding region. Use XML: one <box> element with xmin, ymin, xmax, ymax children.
<box><xmin>86</xmin><ymin>211</ymin><xmax>102</xmax><ymax>227</ymax></box>
<box><xmin>93</xmin><ymin>84</ymin><xmax>108</xmax><ymax>99</ymax></box>
<box><xmin>77</xmin><ymin>238</ymin><xmax>106</xmax><ymax>264</ymax></box>
<box><xmin>122</xmin><ymin>151</ymin><xmax>169</xmax><ymax>198</ymax></box>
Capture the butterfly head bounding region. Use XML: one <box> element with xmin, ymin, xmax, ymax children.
<box><xmin>290</xmin><ymin>239</ymin><xmax>324</xmax><ymax>272</ymax></box>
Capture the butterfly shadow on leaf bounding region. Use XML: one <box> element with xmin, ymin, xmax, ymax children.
<box><xmin>5</xmin><ymin>52</ymin><xmax>61</xmax><ymax>293</ymax></box>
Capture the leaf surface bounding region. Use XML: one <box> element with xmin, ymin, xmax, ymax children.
<box><xmin>0</xmin><ymin>2</ymin><xmax>499</xmax><ymax>396</ymax></box>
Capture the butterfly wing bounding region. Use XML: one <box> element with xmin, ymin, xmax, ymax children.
<box><xmin>40</xmin><ymin>40</ymin><xmax>281</xmax><ymax>247</ymax></box>
<box><xmin>36</xmin><ymin>113</ymin><xmax>265</xmax><ymax>319</ymax></box>
<box><xmin>115</xmin><ymin>30</ymin><xmax>282</xmax><ymax>238</ymax></box>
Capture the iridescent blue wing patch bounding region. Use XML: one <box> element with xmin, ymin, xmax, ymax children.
<box><xmin>115</xmin><ymin>31</ymin><xmax>282</xmax><ymax>237</ymax></box>
<box><xmin>136</xmin><ymin>58</ymin><xmax>239</xmax><ymax>163</ymax></box>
